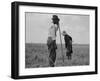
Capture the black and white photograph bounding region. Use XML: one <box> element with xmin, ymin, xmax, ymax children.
<box><xmin>11</xmin><ymin>1</ymin><xmax>97</xmax><ymax>79</ymax></box>
<box><xmin>25</xmin><ymin>13</ymin><xmax>90</xmax><ymax>68</ymax></box>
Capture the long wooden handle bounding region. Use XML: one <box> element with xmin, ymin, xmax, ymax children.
<box><xmin>58</xmin><ymin>24</ymin><xmax>64</xmax><ymax>63</ymax></box>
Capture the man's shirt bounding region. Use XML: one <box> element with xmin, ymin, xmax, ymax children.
<box><xmin>48</xmin><ymin>24</ymin><xmax>58</xmax><ymax>40</ymax></box>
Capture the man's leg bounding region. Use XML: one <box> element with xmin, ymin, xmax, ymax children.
<box><xmin>49</xmin><ymin>49</ymin><xmax>56</xmax><ymax>67</ymax></box>
<box><xmin>52</xmin><ymin>49</ymin><xmax>56</xmax><ymax>66</ymax></box>
<box><xmin>49</xmin><ymin>49</ymin><xmax>53</xmax><ymax>67</ymax></box>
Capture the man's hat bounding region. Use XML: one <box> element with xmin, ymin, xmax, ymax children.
<box><xmin>52</xmin><ymin>15</ymin><xmax>59</xmax><ymax>21</ymax></box>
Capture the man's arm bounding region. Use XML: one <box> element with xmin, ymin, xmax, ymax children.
<box><xmin>56</xmin><ymin>24</ymin><xmax>59</xmax><ymax>31</ymax></box>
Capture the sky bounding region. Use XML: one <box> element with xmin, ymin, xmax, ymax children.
<box><xmin>25</xmin><ymin>12</ymin><xmax>89</xmax><ymax>44</ymax></box>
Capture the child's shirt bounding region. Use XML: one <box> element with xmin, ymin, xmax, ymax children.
<box><xmin>64</xmin><ymin>34</ymin><xmax>72</xmax><ymax>48</ymax></box>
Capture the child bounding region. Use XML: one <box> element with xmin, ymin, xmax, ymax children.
<box><xmin>62</xmin><ymin>31</ymin><xmax>73</xmax><ymax>60</ymax></box>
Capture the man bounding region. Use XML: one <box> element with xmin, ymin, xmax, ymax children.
<box><xmin>47</xmin><ymin>15</ymin><xmax>59</xmax><ymax>67</ymax></box>
<box><xmin>62</xmin><ymin>31</ymin><xmax>73</xmax><ymax>60</ymax></box>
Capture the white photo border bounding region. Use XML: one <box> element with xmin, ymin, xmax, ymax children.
<box><xmin>19</xmin><ymin>5</ymin><xmax>96</xmax><ymax>76</ymax></box>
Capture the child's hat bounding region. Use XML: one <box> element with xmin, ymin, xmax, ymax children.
<box><xmin>62</xmin><ymin>30</ymin><xmax>67</xmax><ymax>35</ymax></box>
